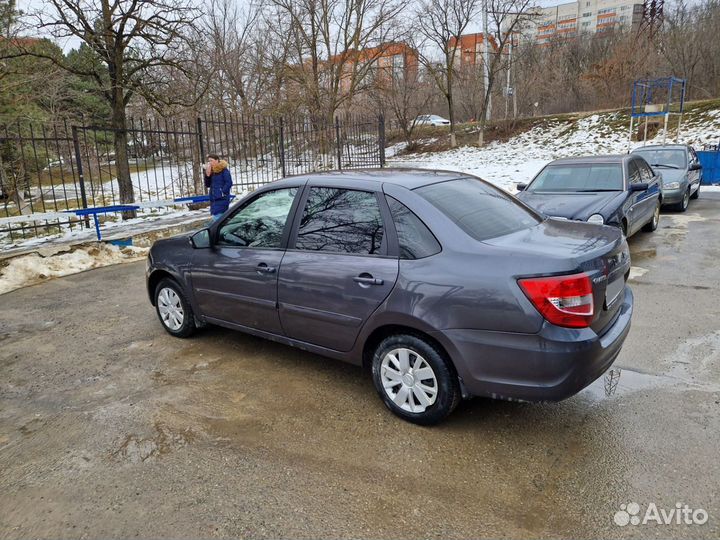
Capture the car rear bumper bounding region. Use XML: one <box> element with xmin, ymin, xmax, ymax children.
<box><xmin>435</xmin><ymin>286</ymin><xmax>633</xmax><ymax>402</ymax></box>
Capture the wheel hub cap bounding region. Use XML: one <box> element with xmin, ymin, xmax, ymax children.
<box><xmin>380</xmin><ymin>348</ymin><xmax>438</xmax><ymax>413</ymax></box>
<box><xmin>157</xmin><ymin>287</ymin><xmax>184</xmax><ymax>331</ymax></box>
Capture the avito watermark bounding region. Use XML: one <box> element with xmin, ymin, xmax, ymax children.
<box><xmin>614</xmin><ymin>502</ymin><xmax>709</xmax><ymax>526</ymax></box>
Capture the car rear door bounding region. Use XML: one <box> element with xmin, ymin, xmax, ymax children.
<box><xmin>277</xmin><ymin>185</ymin><xmax>399</xmax><ymax>352</ymax></box>
<box><xmin>190</xmin><ymin>186</ymin><xmax>301</xmax><ymax>333</ymax></box>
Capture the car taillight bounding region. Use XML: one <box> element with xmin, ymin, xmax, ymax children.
<box><xmin>518</xmin><ymin>272</ymin><xmax>594</xmax><ymax>328</ymax></box>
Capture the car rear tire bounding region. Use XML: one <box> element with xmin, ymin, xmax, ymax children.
<box><xmin>371</xmin><ymin>334</ymin><xmax>461</xmax><ymax>425</ymax></box>
<box><xmin>690</xmin><ymin>184</ymin><xmax>700</xmax><ymax>200</ymax></box>
<box><xmin>155</xmin><ymin>278</ymin><xmax>196</xmax><ymax>338</ymax></box>
<box><xmin>674</xmin><ymin>189</ymin><xmax>690</xmax><ymax>212</ymax></box>
<box><xmin>642</xmin><ymin>201</ymin><xmax>661</xmax><ymax>232</ymax></box>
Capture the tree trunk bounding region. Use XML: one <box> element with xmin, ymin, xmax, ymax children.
<box><xmin>447</xmin><ymin>92</ymin><xmax>457</xmax><ymax>148</ymax></box>
<box><xmin>111</xmin><ymin>98</ymin><xmax>136</xmax><ymax>219</ymax></box>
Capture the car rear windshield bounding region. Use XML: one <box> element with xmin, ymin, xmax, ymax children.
<box><xmin>415</xmin><ymin>178</ymin><xmax>541</xmax><ymax>241</ymax></box>
<box><xmin>632</xmin><ymin>148</ymin><xmax>687</xmax><ymax>169</ymax></box>
<box><xmin>527</xmin><ymin>164</ymin><xmax>624</xmax><ymax>192</ymax></box>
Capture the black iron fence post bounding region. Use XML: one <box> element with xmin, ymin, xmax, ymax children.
<box><xmin>279</xmin><ymin>117</ymin><xmax>286</xmax><ymax>178</ymax></box>
<box><xmin>71</xmin><ymin>126</ymin><xmax>90</xmax><ymax>227</ymax></box>
<box><xmin>196</xmin><ymin>117</ymin><xmax>206</xmax><ymax>163</ymax></box>
<box><xmin>335</xmin><ymin>116</ymin><xmax>342</xmax><ymax>171</ymax></box>
<box><xmin>378</xmin><ymin>115</ymin><xmax>386</xmax><ymax>167</ymax></box>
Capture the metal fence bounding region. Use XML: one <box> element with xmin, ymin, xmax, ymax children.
<box><xmin>0</xmin><ymin>114</ymin><xmax>385</xmax><ymax>242</ymax></box>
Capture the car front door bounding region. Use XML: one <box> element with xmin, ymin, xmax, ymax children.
<box><xmin>625</xmin><ymin>159</ymin><xmax>645</xmax><ymax>235</ymax></box>
<box><xmin>636</xmin><ymin>158</ymin><xmax>661</xmax><ymax>221</ymax></box>
<box><xmin>277</xmin><ymin>186</ymin><xmax>399</xmax><ymax>352</ymax></box>
<box><xmin>190</xmin><ymin>186</ymin><xmax>301</xmax><ymax>333</ymax></box>
<box><xmin>688</xmin><ymin>147</ymin><xmax>702</xmax><ymax>194</ymax></box>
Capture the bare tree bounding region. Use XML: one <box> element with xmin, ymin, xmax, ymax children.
<box><xmin>264</xmin><ymin>0</ymin><xmax>407</xmax><ymax>124</ymax></box>
<box><xmin>14</xmin><ymin>0</ymin><xmax>201</xmax><ymax>216</ymax></box>
<box><xmin>413</xmin><ymin>0</ymin><xmax>478</xmax><ymax>147</ymax></box>
<box><xmin>372</xmin><ymin>59</ymin><xmax>433</xmax><ymax>143</ymax></box>
<box><xmin>474</xmin><ymin>0</ymin><xmax>534</xmax><ymax>144</ymax></box>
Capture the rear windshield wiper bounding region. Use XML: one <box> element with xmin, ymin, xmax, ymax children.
<box><xmin>651</xmin><ymin>163</ymin><xmax>680</xmax><ymax>169</ymax></box>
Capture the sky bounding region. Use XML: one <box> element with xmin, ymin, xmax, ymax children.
<box><xmin>19</xmin><ymin>0</ymin><xmax>640</xmax><ymax>53</ymax></box>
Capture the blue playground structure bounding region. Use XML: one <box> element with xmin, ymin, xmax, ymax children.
<box><xmin>629</xmin><ymin>77</ymin><xmax>687</xmax><ymax>149</ymax></box>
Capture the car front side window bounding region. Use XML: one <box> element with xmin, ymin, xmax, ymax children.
<box><xmin>217</xmin><ymin>187</ymin><xmax>298</xmax><ymax>248</ymax></box>
<box><xmin>294</xmin><ymin>187</ymin><xmax>385</xmax><ymax>255</ymax></box>
<box><xmin>628</xmin><ymin>161</ymin><xmax>642</xmax><ymax>185</ymax></box>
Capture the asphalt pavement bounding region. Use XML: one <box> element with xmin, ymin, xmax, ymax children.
<box><xmin>1</xmin><ymin>193</ymin><xmax>719</xmax><ymax>539</ymax></box>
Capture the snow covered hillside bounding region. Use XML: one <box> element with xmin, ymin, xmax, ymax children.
<box><xmin>389</xmin><ymin>107</ymin><xmax>720</xmax><ymax>192</ymax></box>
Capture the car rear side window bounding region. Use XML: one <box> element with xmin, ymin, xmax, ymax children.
<box><xmin>295</xmin><ymin>187</ymin><xmax>385</xmax><ymax>255</ymax></box>
<box><xmin>416</xmin><ymin>178</ymin><xmax>541</xmax><ymax>242</ymax></box>
<box><xmin>385</xmin><ymin>196</ymin><xmax>441</xmax><ymax>260</ymax></box>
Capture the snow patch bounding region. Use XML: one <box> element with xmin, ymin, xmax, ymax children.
<box><xmin>0</xmin><ymin>244</ymin><xmax>148</xmax><ymax>295</ymax></box>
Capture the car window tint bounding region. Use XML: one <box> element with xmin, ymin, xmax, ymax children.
<box><xmin>386</xmin><ymin>196</ymin><xmax>441</xmax><ymax>260</ymax></box>
<box><xmin>636</xmin><ymin>159</ymin><xmax>653</xmax><ymax>181</ymax></box>
<box><xmin>628</xmin><ymin>160</ymin><xmax>642</xmax><ymax>184</ymax></box>
<box><xmin>218</xmin><ymin>187</ymin><xmax>297</xmax><ymax>248</ymax></box>
<box><xmin>528</xmin><ymin>164</ymin><xmax>624</xmax><ymax>191</ymax></box>
<box><xmin>295</xmin><ymin>188</ymin><xmax>384</xmax><ymax>255</ymax></box>
<box><xmin>416</xmin><ymin>178</ymin><xmax>541</xmax><ymax>242</ymax></box>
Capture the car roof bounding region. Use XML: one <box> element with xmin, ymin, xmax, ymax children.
<box><xmin>263</xmin><ymin>168</ymin><xmax>468</xmax><ymax>191</ymax></box>
<box><xmin>631</xmin><ymin>144</ymin><xmax>689</xmax><ymax>150</ymax></box>
<box><xmin>547</xmin><ymin>155</ymin><xmax>632</xmax><ymax>165</ymax></box>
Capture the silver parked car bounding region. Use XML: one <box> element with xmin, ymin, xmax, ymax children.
<box><xmin>631</xmin><ymin>144</ymin><xmax>702</xmax><ymax>212</ymax></box>
<box><xmin>413</xmin><ymin>114</ymin><xmax>451</xmax><ymax>127</ymax></box>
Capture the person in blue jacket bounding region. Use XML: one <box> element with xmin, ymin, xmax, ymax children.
<box><xmin>204</xmin><ymin>153</ymin><xmax>233</xmax><ymax>221</ymax></box>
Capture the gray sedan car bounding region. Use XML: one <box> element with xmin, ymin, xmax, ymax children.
<box><xmin>146</xmin><ymin>170</ymin><xmax>633</xmax><ymax>424</ymax></box>
<box><xmin>631</xmin><ymin>144</ymin><xmax>702</xmax><ymax>211</ymax></box>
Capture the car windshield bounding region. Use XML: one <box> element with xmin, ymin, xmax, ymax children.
<box><xmin>527</xmin><ymin>164</ymin><xmax>624</xmax><ymax>192</ymax></box>
<box><xmin>632</xmin><ymin>148</ymin><xmax>687</xmax><ymax>169</ymax></box>
<box><xmin>416</xmin><ymin>177</ymin><xmax>541</xmax><ymax>241</ymax></box>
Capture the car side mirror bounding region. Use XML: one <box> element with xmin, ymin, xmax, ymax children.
<box><xmin>190</xmin><ymin>228</ymin><xmax>212</xmax><ymax>249</ymax></box>
<box><xmin>690</xmin><ymin>162</ymin><xmax>702</xmax><ymax>171</ymax></box>
<box><xmin>516</xmin><ymin>183</ymin><xmax>527</xmax><ymax>191</ymax></box>
<box><xmin>630</xmin><ymin>182</ymin><xmax>649</xmax><ymax>192</ymax></box>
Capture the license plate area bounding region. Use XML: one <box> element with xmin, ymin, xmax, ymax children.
<box><xmin>605</xmin><ymin>276</ymin><xmax>624</xmax><ymax>309</ymax></box>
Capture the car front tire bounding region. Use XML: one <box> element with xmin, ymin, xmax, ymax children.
<box><xmin>155</xmin><ymin>278</ymin><xmax>197</xmax><ymax>338</ymax></box>
<box><xmin>371</xmin><ymin>334</ymin><xmax>461</xmax><ymax>425</ymax></box>
<box><xmin>674</xmin><ymin>189</ymin><xmax>690</xmax><ymax>212</ymax></box>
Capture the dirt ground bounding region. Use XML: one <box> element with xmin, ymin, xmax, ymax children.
<box><xmin>1</xmin><ymin>194</ymin><xmax>719</xmax><ymax>539</ymax></box>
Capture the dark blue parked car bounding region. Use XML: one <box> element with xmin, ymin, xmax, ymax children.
<box><xmin>516</xmin><ymin>155</ymin><xmax>662</xmax><ymax>237</ymax></box>
<box><xmin>147</xmin><ymin>169</ymin><xmax>633</xmax><ymax>424</ymax></box>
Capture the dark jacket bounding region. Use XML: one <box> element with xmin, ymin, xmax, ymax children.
<box><xmin>204</xmin><ymin>161</ymin><xmax>233</xmax><ymax>215</ymax></box>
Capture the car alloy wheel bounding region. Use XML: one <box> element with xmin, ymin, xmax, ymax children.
<box><xmin>380</xmin><ymin>348</ymin><xmax>438</xmax><ymax>413</ymax></box>
<box><xmin>158</xmin><ymin>287</ymin><xmax>184</xmax><ymax>331</ymax></box>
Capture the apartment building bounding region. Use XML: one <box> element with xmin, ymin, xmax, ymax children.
<box><xmin>331</xmin><ymin>42</ymin><xmax>419</xmax><ymax>93</ymax></box>
<box><xmin>516</xmin><ymin>0</ymin><xmax>644</xmax><ymax>44</ymax></box>
<box><xmin>447</xmin><ymin>33</ymin><xmax>499</xmax><ymax>68</ymax></box>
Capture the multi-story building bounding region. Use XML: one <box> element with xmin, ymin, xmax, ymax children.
<box><xmin>514</xmin><ymin>0</ymin><xmax>644</xmax><ymax>44</ymax></box>
<box><xmin>447</xmin><ymin>33</ymin><xmax>499</xmax><ymax>68</ymax></box>
<box><xmin>332</xmin><ymin>42</ymin><xmax>419</xmax><ymax>93</ymax></box>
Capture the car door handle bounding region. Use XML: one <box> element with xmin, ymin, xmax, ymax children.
<box><xmin>256</xmin><ymin>263</ymin><xmax>276</xmax><ymax>274</ymax></box>
<box><xmin>354</xmin><ymin>275</ymin><xmax>384</xmax><ymax>286</ymax></box>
